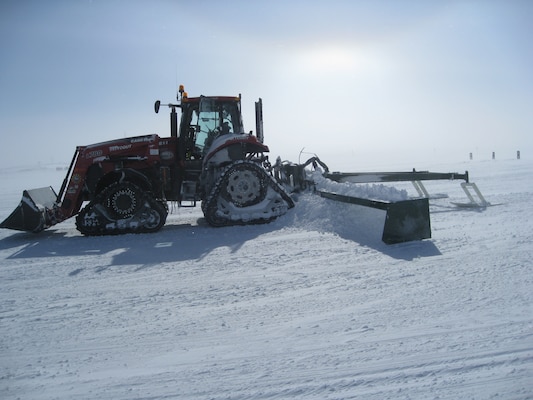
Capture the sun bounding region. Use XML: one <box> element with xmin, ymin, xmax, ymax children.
<box><xmin>297</xmin><ymin>45</ymin><xmax>361</xmax><ymax>74</ymax></box>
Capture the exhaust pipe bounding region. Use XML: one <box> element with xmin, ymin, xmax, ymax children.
<box><xmin>1</xmin><ymin>187</ymin><xmax>60</xmax><ymax>233</ymax></box>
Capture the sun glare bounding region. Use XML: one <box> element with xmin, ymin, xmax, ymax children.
<box><xmin>297</xmin><ymin>45</ymin><xmax>363</xmax><ymax>74</ymax></box>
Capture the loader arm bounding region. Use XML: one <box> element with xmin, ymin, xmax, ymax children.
<box><xmin>56</xmin><ymin>146</ymin><xmax>85</xmax><ymax>215</ymax></box>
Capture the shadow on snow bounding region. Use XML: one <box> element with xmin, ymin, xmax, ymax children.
<box><xmin>0</xmin><ymin>203</ymin><xmax>441</xmax><ymax>267</ymax></box>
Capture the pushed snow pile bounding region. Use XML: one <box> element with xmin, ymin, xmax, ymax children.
<box><xmin>270</xmin><ymin>170</ymin><xmax>410</xmax><ymax>243</ymax></box>
<box><xmin>275</xmin><ymin>181</ymin><xmax>388</xmax><ymax>245</ymax></box>
<box><xmin>310</xmin><ymin>170</ymin><xmax>409</xmax><ymax>201</ymax></box>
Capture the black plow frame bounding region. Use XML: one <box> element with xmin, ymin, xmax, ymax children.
<box><xmin>317</xmin><ymin>190</ymin><xmax>431</xmax><ymax>245</ymax></box>
<box><xmin>325</xmin><ymin>170</ymin><xmax>469</xmax><ymax>184</ymax></box>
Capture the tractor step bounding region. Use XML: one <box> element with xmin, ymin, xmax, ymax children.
<box><xmin>179</xmin><ymin>181</ymin><xmax>197</xmax><ymax>207</ymax></box>
<box><xmin>0</xmin><ymin>187</ymin><xmax>59</xmax><ymax>233</ymax></box>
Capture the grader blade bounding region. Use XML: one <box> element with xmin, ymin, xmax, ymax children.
<box><xmin>317</xmin><ymin>191</ymin><xmax>431</xmax><ymax>244</ymax></box>
<box><xmin>381</xmin><ymin>198</ymin><xmax>431</xmax><ymax>244</ymax></box>
<box><xmin>0</xmin><ymin>187</ymin><xmax>59</xmax><ymax>233</ymax></box>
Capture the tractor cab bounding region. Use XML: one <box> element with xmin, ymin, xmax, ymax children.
<box><xmin>179</xmin><ymin>95</ymin><xmax>244</xmax><ymax>161</ymax></box>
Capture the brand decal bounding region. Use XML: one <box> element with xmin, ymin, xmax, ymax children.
<box><xmin>109</xmin><ymin>144</ymin><xmax>132</xmax><ymax>152</ymax></box>
<box><xmin>86</xmin><ymin>150</ymin><xmax>103</xmax><ymax>159</ymax></box>
<box><xmin>131</xmin><ymin>136</ymin><xmax>155</xmax><ymax>143</ymax></box>
<box><xmin>67</xmin><ymin>174</ymin><xmax>82</xmax><ymax>194</ymax></box>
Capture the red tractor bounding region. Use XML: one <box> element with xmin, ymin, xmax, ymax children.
<box><xmin>1</xmin><ymin>86</ymin><xmax>294</xmax><ymax>235</ymax></box>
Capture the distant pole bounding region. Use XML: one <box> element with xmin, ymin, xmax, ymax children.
<box><xmin>517</xmin><ymin>150</ymin><xmax>521</xmax><ymax>160</ymax></box>
<box><xmin>492</xmin><ymin>151</ymin><xmax>496</xmax><ymax>160</ymax></box>
<box><xmin>469</xmin><ymin>152</ymin><xmax>473</xmax><ymax>160</ymax></box>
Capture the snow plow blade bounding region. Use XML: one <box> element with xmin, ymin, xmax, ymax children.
<box><xmin>317</xmin><ymin>191</ymin><xmax>431</xmax><ymax>244</ymax></box>
<box><xmin>382</xmin><ymin>198</ymin><xmax>432</xmax><ymax>244</ymax></box>
<box><xmin>0</xmin><ymin>187</ymin><xmax>59</xmax><ymax>233</ymax></box>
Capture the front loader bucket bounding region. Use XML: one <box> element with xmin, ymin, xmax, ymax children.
<box><xmin>317</xmin><ymin>191</ymin><xmax>431</xmax><ymax>244</ymax></box>
<box><xmin>1</xmin><ymin>187</ymin><xmax>59</xmax><ymax>233</ymax></box>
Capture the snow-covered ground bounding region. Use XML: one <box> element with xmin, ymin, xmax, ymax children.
<box><xmin>1</xmin><ymin>157</ymin><xmax>532</xmax><ymax>400</ymax></box>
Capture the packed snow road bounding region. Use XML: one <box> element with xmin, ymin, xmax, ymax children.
<box><xmin>0</xmin><ymin>158</ymin><xmax>532</xmax><ymax>399</ymax></box>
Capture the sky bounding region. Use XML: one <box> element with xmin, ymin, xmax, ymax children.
<box><xmin>1</xmin><ymin>0</ymin><xmax>532</xmax><ymax>170</ymax></box>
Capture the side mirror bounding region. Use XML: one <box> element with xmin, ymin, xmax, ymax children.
<box><xmin>154</xmin><ymin>100</ymin><xmax>161</xmax><ymax>114</ymax></box>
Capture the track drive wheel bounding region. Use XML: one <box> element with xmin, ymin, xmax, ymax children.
<box><xmin>222</xmin><ymin>165</ymin><xmax>266</xmax><ymax>207</ymax></box>
<box><xmin>105</xmin><ymin>182</ymin><xmax>141</xmax><ymax>219</ymax></box>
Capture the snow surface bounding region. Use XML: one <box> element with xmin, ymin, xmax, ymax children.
<box><xmin>1</xmin><ymin>158</ymin><xmax>532</xmax><ymax>400</ymax></box>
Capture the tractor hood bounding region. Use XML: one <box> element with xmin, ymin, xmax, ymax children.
<box><xmin>203</xmin><ymin>134</ymin><xmax>269</xmax><ymax>166</ymax></box>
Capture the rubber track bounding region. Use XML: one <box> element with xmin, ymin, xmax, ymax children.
<box><xmin>76</xmin><ymin>183</ymin><xmax>168</xmax><ymax>236</ymax></box>
<box><xmin>202</xmin><ymin>160</ymin><xmax>294</xmax><ymax>227</ymax></box>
